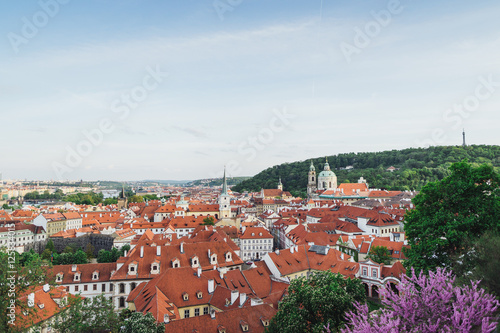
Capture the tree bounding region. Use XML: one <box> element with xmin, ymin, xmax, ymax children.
<box><xmin>366</xmin><ymin>246</ymin><xmax>392</xmax><ymax>265</ymax></box>
<box><xmin>97</xmin><ymin>249</ymin><xmax>112</xmax><ymax>263</ymax></box>
<box><xmin>51</xmin><ymin>294</ymin><xmax>121</xmax><ymax>333</ymax></box>
<box><xmin>341</xmin><ymin>268</ymin><xmax>499</xmax><ymax>333</ymax></box>
<box><xmin>129</xmin><ymin>195</ymin><xmax>144</xmax><ymax>203</ymax></box>
<box><xmin>121</xmin><ymin>312</ymin><xmax>165</xmax><ymax>333</ymax></box>
<box><xmin>267</xmin><ymin>271</ymin><xmax>365</xmax><ymax>333</ymax></box>
<box><xmin>45</xmin><ymin>239</ymin><xmax>55</xmax><ymax>253</ymax></box>
<box><xmin>73</xmin><ymin>250</ymin><xmax>88</xmax><ymax>264</ymax></box>
<box><xmin>0</xmin><ymin>249</ymin><xmax>50</xmax><ymax>332</ymax></box>
<box><xmin>404</xmin><ymin>161</ymin><xmax>500</xmax><ymax>273</ymax></box>
<box><xmin>85</xmin><ymin>243</ymin><xmax>95</xmax><ymax>260</ymax></box>
<box><xmin>453</xmin><ymin>231</ymin><xmax>500</xmax><ymax>297</ymax></box>
<box><xmin>202</xmin><ymin>216</ymin><xmax>215</xmax><ymax>225</ymax></box>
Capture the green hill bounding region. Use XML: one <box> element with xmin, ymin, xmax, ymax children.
<box><xmin>231</xmin><ymin>145</ymin><xmax>500</xmax><ymax>197</ymax></box>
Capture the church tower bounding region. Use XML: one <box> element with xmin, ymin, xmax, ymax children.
<box><xmin>117</xmin><ymin>185</ymin><xmax>128</xmax><ymax>210</ymax></box>
<box><xmin>277</xmin><ymin>177</ymin><xmax>283</xmax><ymax>191</ymax></box>
<box><xmin>218</xmin><ymin>168</ymin><xmax>231</xmax><ymax>219</ymax></box>
<box><xmin>307</xmin><ymin>161</ymin><xmax>317</xmax><ymax>197</ymax></box>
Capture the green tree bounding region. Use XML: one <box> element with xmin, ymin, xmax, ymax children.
<box><xmin>267</xmin><ymin>271</ymin><xmax>365</xmax><ymax>333</ymax></box>
<box><xmin>63</xmin><ymin>246</ymin><xmax>74</xmax><ymax>254</ymax></box>
<box><xmin>97</xmin><ymin>249</ymin><xmax>112</xmax><ymax>263</ymax></box>
<box><xmin>120</xmin><ymin>244</ymin><xmax>131</xmax><ymax>256</ymax></box>
<box><xmin>51</xmin><ymin>294</ymin><xmax>121</xmax><ymax>333</ymax></box>
<box><xmin>45</xmin><ymin>239</ymin><xmax>55</xmax><ymax>253</ymax></box>
<box><xmin>73</xmin><ymin>250</ymin><xmax>88</xmax><ymax>264</ymax></box>
<box><xmin>404</xmin><ymin>161</ymin><xmax>500</xmax><ymax>273</ymax></box>
<box><xmin>453</xmin><ymin>232</ymin><xmax>500</xmax><ymax>297</ymax></box>
<box><xmin>121</xmin><ymin>312</ymin><xmax>165</xmax><ymax>333</ymax></box>
<box><xmin>0</xmin><ymin>249</ymin><xmax>50</xmax><ymax>332</ymax></box>
<box><xmin>202</xmin><ymin>216</ymin><xmax>215</xmax><ymax>225</ymax></box>
<box><xmin>41</xmin><ymin>248</ymin><xmax>52</xmax><ymax>261</ymax></box>
<box><xmin>129</xmin><ymin>195</ymin><xmax>144</xmax><ymax>203</ymax></box>
<box><xmin>85</xmin><ymin>243</ymin><xmax>95</xmax><ymax>260</ymax></box>
<box><xmin>366</xmin><ymin>246</ymin><xmax>392</xmax><ymax>265</ymax></box>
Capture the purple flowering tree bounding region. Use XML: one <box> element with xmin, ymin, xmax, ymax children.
<box><xmin>339</xmin><ymin>268</ymin><xmax>499</xmax><ymax>333</ymax></box>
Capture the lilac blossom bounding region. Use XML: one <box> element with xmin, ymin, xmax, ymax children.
<box><xmin>338</xmin><ymin>268</ymin><xmax>499</xmax><ymax>333</ymax></box>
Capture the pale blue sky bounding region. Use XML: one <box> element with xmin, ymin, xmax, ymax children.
<box><xmin>1</xmin><ymin>0</ymin><xmax>499</xmax><ymax>181</ymax></box>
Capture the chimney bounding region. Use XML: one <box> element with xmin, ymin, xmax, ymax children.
<box><xmin>231</xmin><ymin>290</ymin><xmax>239</xmax><ymax>305</ymax></box>
<box><xmin>210</xmin><ymin>310</ymin><xmax>216</xmax><ymax>319</ymax></box>
<box><xmin>197</xmin><ymin>266</ymin><xmax>202</xmax><ymax>278</ymax></box>
<box><xmin>156</xmin><ymin>246</ymin><xmax>161</xmax><ymax>256</ymax></box>
<box><xmin>290</xmin><ymin>247</ymin><xmax>294</xmax><ymax>254</ymax></box>
<box><xmin>275</xmin><ymin>249</ymin><xmax>280</xmax><ymax>255</ymax></box>
<box><xmin>163</xmin><ymin>314</ymin><xmax>170</xmax><ymax>324</ymax></box>
<box><xmin>180</xmin><ymin>242</ymin><xmax>184</xmax><ymax>254</ymax></box>
<box><xmin>71</xmin><ymin>265</ymin><xmax>77</xmax><ymax>272</ymax></box>
<box><xmin>208</xmin><ymin>279</ymin><xmax>215</xmax><ymax>294</ymax></box>
<box><xmin>124</xmin><ymin>250</ymin><xmax>128</xmax><ymax>257</ymax></box>
<box><xmin>28</xmin><ymin>293</ymin><xmax>35</xmax><ymax>307</ymax></box>
<box><xmin>219</xmin><ymin>269</ymin><xmax>224</xmax><ymax>280</ymax></box>
<box><xmin>239</xmin><ymin>293</ymin><xmax>247</xmax><ymax>307</ymax></box>
<box><xmin>43</xmin><ymin>284</ymin><xmax>50</xmax><ymax>293</ymax></box>
<box><xmin>341</xmin><ymin>252</ymin><xmax>345</xmax><ymax>260</ymax></box>
<box><xmin>140</xmin><ymin>246</ymin><xmax>144</xmax><ymax>258</ymax></box>
<box><xmin>208</xmin><ymin>249</ymin><xmax>211</xmax><ymax>258</ymax></box>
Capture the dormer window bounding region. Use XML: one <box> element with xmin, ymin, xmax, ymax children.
<box><xmin>197</xmin><ymin>291</ymin><xmax>203</xmax><ymax>299</ymax></box>
<box><xmin>92</xmin><ymin>271</ymin><xmax>99</xmax><ymax>280</ymax></box>
<box><xmin>151</xmin><ymin>261</ymin><xmax>160</xmax><ymax>274</ymax></box>
<box><xmin>260</xmin><ymin>317</ymin><xmax>270</xmax><ymax>327</ymax></box>
<box><xmin>172</xmin><ymin>258</ymin><xmax>180</xmax><ymax>268</ymax></box>
<box><xmin>225</xmin><ymin>252</ymin><xmax>232</xmax><ymax>262</ymax></box>
<box><xmin>56</xmin><ymin>273</ymin><xmax>63</xmax><ymax>283</ymax></box>
<box><xmin>210</xmin><ymin>254</ymin><xmax>217</xmax><ymax>265</ymax></box>
<box><xmin>191</xmin><ymin>256</ymin><xmax>199</xmax><ymax>268</ymax></box>
<box><xmin>182</xmin><ymin>292</ymin><xmax>189</xmax><ymax>301</ymax></box>
<box><xmin>240</xmin><ymin>320</ymin><xmax>249</xmax><ymax>332</ymax></box>
<box><xmin>128</xmin><ymin>262</ymin><xmax>138</xmax><ymax>275</ymax></box>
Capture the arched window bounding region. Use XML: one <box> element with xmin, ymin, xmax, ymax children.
<box><xmin>119</xmin><ymin>297</ymin><xmax>126</xmax><ymax>308</ymax></box>
<box><xmin>119</xmin><ymin>283</ymin><xmax>125</xmax><ymax>294</ymax></box>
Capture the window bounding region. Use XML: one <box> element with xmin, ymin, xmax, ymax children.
<box><xmin>372</xmin><ymin>269</ymin><xmax>377</xmax><ymax>278</ymax></box>
<box><xmin>119</xmin><ymin>283</ymin><xmax>125</xmax><ymax>294</ymax></box>
<box><xmin>362</xmin><ymin>267</ymin><xmax>367</xmax><ymax>276</ymax></box>
<box><xmin>203</xmin><ymin>307</ymin><xmax>209</xmax><ymax>315</ymax></box>
<box><xmin>110</xmin><ymin>284</ymin><xmax>114</xmax><ymax>292</ymax></box>
<box><xmin>131</xmin><ymin>283</ymin><xmax>137</xmax><ymax>291</ymax></box>
<box><xmin>93</xmin><ymin>284</ymin><xmax>97</xmax><ymax>291</ymax></box>
<box><xmin>119</xmin><ymin>297</ymin><xmax>126</xmax><ymax>308</ymax></box>
<box><xmin>74</xmin><ymin>285</ymin><xmax>79</xmax><ymax>292</ymax></box>
<box><xmin>194</xmin><ymin>308</ymin><xmax>200</xmax><ymax>316</ymax></box>
<box><xmin>102</xmin><ymin>284</ymin><xmax>106</xmax><ymax>292</ymax></box>
<box><xmin>184</xmin><ymin>309</ymin><xmax>190</xmax><ymax>318</ymax></box>
<box><xmin>84</xmin><ymin>285</ymin><xmax>88</xmax><ymax>291</ymax></box>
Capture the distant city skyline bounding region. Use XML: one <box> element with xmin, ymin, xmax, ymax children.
<box><xmin>1</xmin><ymin>0</ymin><xmax>499</xmax><ymax>181</ymax></box>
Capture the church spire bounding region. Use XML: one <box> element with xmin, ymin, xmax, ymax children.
<box><xmin>221</xmin><ymin>167</ymin><xmax>228</xmax><ymax>195</ymax></box>
<box><xmin>462</xmin><ymin>129</ymin><xmax>466</xmax><ymax>147</ymax></box>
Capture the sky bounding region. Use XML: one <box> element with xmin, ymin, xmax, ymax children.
<box><xmin>0</xmin><ymin>0</ymin><xmax>499</xmax><ymax>181</ymax></box>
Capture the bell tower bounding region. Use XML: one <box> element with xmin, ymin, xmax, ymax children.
<box><xmin>307</xmin><ymin>161</ymin><xmax>317</xmax><ymax>197</ymax></box>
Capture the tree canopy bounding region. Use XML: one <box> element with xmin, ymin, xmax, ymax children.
<box><xmin>404</xmin><ymin>161</ymin><xmax>500</xmax><ymax>273</ymax></box>
<box><xmin>232</xmin><ymin>145</ymin><xmax>500</xmax><ymax>193</ymax></box>
<box><xmin>0</xmin><ymin>249</ymin><xmax>50</xmax><ymax>332</ymax></box>
<box><xmin>267</xmin><ymin>271</ymin><xmax>365</xmax><ymax>333</ymax></box>
<box><xmin>366</xmin><ymin>246</ymin><xmax>392</xmax><ymax>265</ymax></box>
